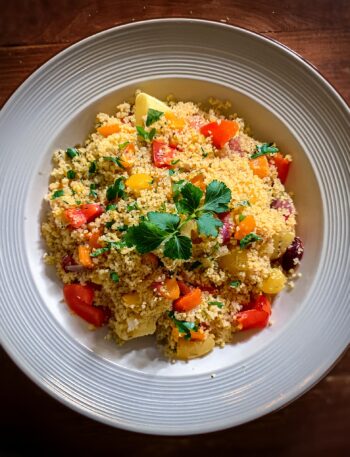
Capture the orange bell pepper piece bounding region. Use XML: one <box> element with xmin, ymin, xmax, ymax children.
<box><xmin>78</xmin><ymin>245</ymin><xmax>94</xmax><ymax>268</ymax></box>
<box><xmin>234</xmin><ymin>215</ymin><xmax>256</xmax><ymax>240</ymax></box>
<box><xmin>173</xmin><ymin>288</ymin><xmax>202</xmax><ymax>312</ymax></box>
<box><xmin>249</xmin><ymin>155</ymin><xmax>270</xmax><ymax>178</ymax></box>
<box><xmin>97</xmin><ymin>124</ymin><xmax>121</xmax><ymax>137</ymax></box>
<box><xmin>190</xmin><ymin>174</ymin><xmax>206</xmax><ymax>191</ymax></box>
<box><xmin>164</xmin><ymin>278</ymin><xmax>180</xmax><ymax>300</ymax></box>
<box><xmin>269</xmin><ymin>153</ymin><xmax>290</xmax><ymax>183</ymax></box>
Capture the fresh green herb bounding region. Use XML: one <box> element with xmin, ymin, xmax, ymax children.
<box><xmin>124</xmin><ymin>222</ymin><xmax>168</xmax><ymax>254</ymax></box>
<box><xmin>110</xmin><ymin>271</ymin><xmax>120</xmax><ymax>283</ymax></box>
<box><xmin>251</xmin><ymin>143</ymin><xmax>279</xmax><ymax>159</ymax></box>
<box><xmin>160</xmin><ymin>202</ymin><xmax>166</xmax><ymax>212</ymax></box>
<box><xmin>240</xmin><ymin>233</ymin><xmax>262</xmax><ymax>248</ymax></box>
<box><xmin>238</xmin><ymin>214</ymin><xmax>246</xmax><ymax>222</ymax></box>
<box><xmin>148</xmin><ymin>212</ymin><xmax>180</xmax><ymax>232</ymax></box>
<box><xmin>103</xmin><ymin>156</ymin><xmax>125</xmax><ymax>169</ymax></box>
<box><xmin>89</xmin><ymin>161</ymin><xmax>97</xmax><ymax>174</ymax></box>
<box><xmin>145</xmin><ymin>108</ymin><xmax>164</xmax><ymax>127</ymax></box>
<box><xmin>167</xmin><ymin>311</ymin><xmax>197</xmax><ymax>340</ymax></box>
<box><xmin>105</xmin><ymin>220</ymin><xmax>115</xmax><ymax>229</ymax></box>
<box><xmin>127</xmin><ymin>202</ymin><xmax>139</xmax><ymax>212</ymax></box>
<box><xmin>235</xmin><ymin>200</ymin><xmax>251</xmax><ymax>208</ymax></box>
<box><xmin>168</xmin><ymin>169</ymin><xmax>176</xmax><ymax>176</ymax></box>
<box><xmin>51</xmin><ymin>190</ymin><xmax>64</xmax><ymax>199</ymax></box>
<box><xmin>208</xmin><ymin>301</ymin><xmax>224</xmax><ymax>309</ymax></box>
<box><xmin>136</xmin><ymin>126</ymin><xmax>156</xmax><ymax>142</ymax></box>
<box><xmin>118</xmin><ymin>141</ymin><xmax>130</xmax><ymax>151</ymax></box>
<box><xmin>75</xmin><ymin>200</ymin><xmax>82</xmax><ymax>205</ymax></box>
<box><xmin>230</xmin><ymin>280</ymin><xmax>241</xmax><ymax>288</ymax></box>
<box><xmin>67</xmin><ymin>170</ymin><xmax>76</xmax><ymax>179</ymax></box>
<box><xmin>197</xmin><ymin>213</ymin><xmax>223</xmax><ymax>237</ymax></box>
<box><xmin>89</xmin><ymin>183</ymin><xmax>98</xmax><ymax>198</ymax></box>
<box><xmin>106</xmin><ymin>204</ymin><xmax>117</xmax><ymax>211</ymax></box>
<box><xmin>172</xmin><ymin>180</ymin><xmax>187</xmax><ymax>201</ymax></box>
<box><xmin>117</xmin><ymin>224</ymin><xmax>128</xmax><ymax>232</ymax></box>
<box><xmin>66</xmin><ymin>147</ymin><xmax>79</xmax><ymax>159</ymax></box>
<box><xmin>175</xmin><ymin>182</ymin><xmax>203</xmax><ymax>215</ymax></box>
<box><xmin>185</xmin><ymin>260</ymin><xmax>202</xmax><ymax>271</ymax></box>
<box><xmin>171</xmin><ymin>159</ymin><xmax>180</xmax><ymax>165</ymax></box>
<box><xmin>201</xmin><ymin>180</ymin><xmax>231</xmax><ymax>213</ymax></box>
<box><xmin>163</xmin><ymin>235</ymin><xmax>192</xmax><ymax>260</ymax></box>
<box><xmin>201</xmin><ymin>146</ymin><xmax>208</xmax><ymax>158</ymax></box>
<box><xmin>106</xmin><ymin>177</ymin><xmax>126</xmax><ymax>201</ymax></box>
<box><xmin>90</xmin><ymin>247</ymin><xmax>110</xmax><ymax>257</ymax></box>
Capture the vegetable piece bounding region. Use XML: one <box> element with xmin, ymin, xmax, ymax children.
<box><xmin>271</xmin><ymin>198</ymin><xmax>295</xmax><ymax>220</ymax></box>
<box><xmin>178</xmin><ymin>281</ymin><xmax>193</xmax><ymax>296</ymax></box>
<box><xmin>134</xmin><ymin>92</ymin><xmax>170</xmax><ymax>126</ymax></box>
<box><xmin>235</xmin><ymin>309</ymin><xmax>269</xmax><ymax>330</ymax></box>
<box><xmin>164</xmin><ymin>111</ymin><xmax>185</xmax><ymax>130</ymax></box>
<box><xmin>146</xmin><ymin>108</ymin><xmax>164</xmax><ymax>126</ymax></box>
<box><xmin>142</xmin><ymin>252</ymin><xmax>159</xmax><ymax>268</ymax></box>
<box><xmin>110</xmin><ymin>271</ymin><xmax>119</xmax><ymax>283</ymax></box>
<box><xmin>122</xmin><ymin>292</ymin><xmax>141</xmax><ymax>306</ymax></box>
<box><xmin>67</xmin><ymin>170</ymin><xmax>76</xmax><ymax>179</ymax></box>
<box><xmin>249</xmin><ymin>155</ymin><xmax>270</xmax><ymax>178</ymax></box>
<box><xmin>253</xmin><ymin>294</ymin><xmax>271</xmax><ymax>315</ymax></box>
<box><xmin>61</xmin><ymin>255</ymin><xmax>78</xmax><ymax>273</ymax></box>
<box><xmin>125</xmin><ymin>173</ymin><xmax>153</xmax><ymax>192</ymax></box>
<box><xmin>190</xmin><ymin>329</ymin><xmax>206</xmax><ymax>341</ymax></box>
<box><xmin>97</xmin><ymin>124</ymin><xmax>120</xmax><ymax>137</ymax></box>
<box><xmin>208</xmin><ymin>301</ymin><xmax>224</xmax><ymax>309</ymax></box>
<box><xmin>66</xmin><ymin>147</ymin><xmax>78</xmax><ymax>159</ymax></box>
<box><xmin>164</xmin><ymin>278</ymin><xmax>181</xmax><ymax>300</ymax></box>
<box><xmin>251</xmin><ymin>143</ymin><xmax>279</xmax><ymax>159</ymax></box>
<box><xmin>230</xmin><ymin>280</ymin><xmax>241</xmax><ymax>288</ymax></box>
<box><xmin>63</xmin><ymin>284</ymin><xmax>108</xmax><ymax>327</ymax></box>
<box><xmin>190</xmin><ymin>174</ymin><xmax>206</xmax><ymax>191</ymax></box>
<box><xmin>106</xmin><ymin>177</ymin><xmax>126</xmax><ymax>201</ymax></box>
<box><xmin>51</xmin><ymin>189</ymin><xmax>64</xmax><ymax>199</ymax></box>
<box><xmin>219</xmin><ymin>212</ymin><xmax>234</xmax><ymax>244</ymax></box>
<box><xmin>239</xmin><ymin>232</ymin><xmax>262</xmax><ymax>248</ymax></box>
<box><xmin>234</xmin><ymin>215</ymin><xmax>256</xmax><ymax>240</ymax></box>
<box><xmin>173</xmin><ymin>288</ymin><xmax>202</xmax><ymax>312</ymax></box>
<box><xmin>88</xmin><ymin>230</ymin><xmax>102</xmax><ymax>249</ymax></box>
<box><xmin>78</xmin><ymin>245</ymin><xmax>94</xmax><ymax>268</ymax></box>
<box><xmin>152</xmin><ymin>140</ymin><xmax>176</xmax><ymax>168</ymax></box>
<box><xmin>200</xmin><ymin>120</ymin><xmax>239</xmax><ymax>149</ymax></box>
<box><xmin>281</xmin><ymin>236</ymin><xmax>304</xmax><ymax>271</ymax></box>
<box><xmin>136</xmin><ymin>126</ymin><xmax>156</xmax><ymax>142</ymax></box>
<box><xmin>64</xmin><ymin>204</ymin><xmax>103</xmax><ymax>228</ymax></box>
<box><xmin>269</xmin><ymin>153</ymin><xmax>291</xmax><ymax>183</ymax></box>
<box><xmin>261</xmin><ymin>268</ymin><xmax>286</xmax><ymax>294</ymax></box>
<box><xmin>176</xmin><ymin>336</ymin><xmax>215</xmax><ymax>360</ymax></box>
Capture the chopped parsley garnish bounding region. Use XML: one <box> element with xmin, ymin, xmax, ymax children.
<box><xmin>117</xmin><ymin>224</ymin><xmax>128</xmax><ymax>232</ymax></box>
<box><xmin>67</xmin><ymin>170</ymin><xmax>76</xmax><ymax>179</ymax></box>
<box><xmin>106</xmin><ymin>177</ymin><xmax>126</xmax><ymax>201</ymax></box>
<box><xmin>103</xmin><ymin>156</ymin><xmax>125</xmax><ymax>169</ymax></box>
<box><xmin>201</xmin><ymin>146</ymin><xmax>208</xmax><ymax>158</ymax></box>
<box><xmin>208</xmin><ymin>301</ymin><xmax>224</xmax><ymax>309</ymax></box>
<box><xmin>51</xmin><ymin>189</ymin><xmax>64</xmax><ymax>199</ymax></box>
<box><xmin>90</xmin><ymin>247</ymin><xmax>110</xmax><ymax>257</ymax></box>
<box><xmin>105</xmin><ymin>220</ymin><xmax>115</xmax><ymax>229</ymax></box>
<box><xmin>66</xmin><ymin>147</ymin><xmax>79</xmax><ymax>159</ymax></box>
<box><xmin>75</xmin><ymin>200</ymin><xmax>82</xmax><ymax>205</ymax></box>
<box><xmin>168</xmin><ymin>169</ymin><xmax>176</xmax><ymax>176</ymax></box>
<box><xmin>118</xmin><ymin>141</ymin><xmax>130</xmax><ymax>151</ymax></box>
<box><xmin>124</xmin><ymin>180</ymin><xmax>231</xmax><ymax>259</ymax></box>
<box><xmin>171</xmin><ymin>159</ymin><xmax>180</xmax><ymax>165</ymax></box>
<box><xmin>89</xmin><ymin>183</ymin><xmax>98</xmax><ymax>198</ymax></box>
<box><xmin>89</xmin><ymin>161</ymin><xmax>97</xmax><ymax>174</ymax></box>
<box><xmin>110</xmin><ymin>271</ymin><xmax>120</xmax><ymax>283</ymax></box>
<box><xmin>229</xmin><ymin>280</ymin><xmax>241</xmax><ymax>288</ymax></box>
<box><xmin>167</xmin><ymin>311</ymin><xmax>197</xmax><ymax>340</ymax></box>
<box><xmin>136</xmin><ymin>126</ymin><xmax>156</xmax><ymax>142</ymax></box>
<box><xmin>127</xmin><ymin>202</ymin><xmax>139</xmax><ymax>212</ymax></box>
<box><xmin>239</xmin><ymin>233</ymin><xmax>262</xmax><ymax>248</ymax></box>
<box><xmin>238</xmin><ymin>214</ymin><xmax>246</xmax><ymax>222</ymax></box>
<box><xmin>90</xmin><ymin>240</ymin><xmax>127</xmax><ymax>257</ymax></box>
<box><xmin>106</xmin><ymin>204</ymin><xmax>117</xmax><ymax>211</ymax></box>
<box><xmin>251</xmin><ymin>143</ymin><xmax>279</xmax><ymax>159</ymax></box>
<box><xmin>145</xmin><ymin>108</ymin><xmax>164</xmax><ymax>126</ymax></box>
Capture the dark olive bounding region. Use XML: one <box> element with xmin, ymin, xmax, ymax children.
<box><xmin>281</xmin><ymin>237</ymin><xmax>304</xmax><ymax>271</ymax></box>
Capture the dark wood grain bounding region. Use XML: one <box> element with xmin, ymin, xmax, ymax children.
<box><xmin>1</xmin><ymin>1</ymin><xmax>349</xmax><ymax>456</ymax></box>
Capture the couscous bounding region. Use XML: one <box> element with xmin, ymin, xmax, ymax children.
<box><xmin>42</xmin><ymin>92</ymin><xmax>304</xmax><ymax>360</ymax></box>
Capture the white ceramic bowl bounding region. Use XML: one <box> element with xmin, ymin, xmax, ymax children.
<box><xmin>0</xmin><ymin>19</ymin><xmax>349</xmax><ymax>435</ymax></box>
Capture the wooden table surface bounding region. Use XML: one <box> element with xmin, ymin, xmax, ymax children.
<box><xmin>1</xmin><ymin>1</ymin><xmax>349</xmax><ymax>455</ymax></box>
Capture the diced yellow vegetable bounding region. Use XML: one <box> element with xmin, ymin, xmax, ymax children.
<box><xmin>176</xmin><ymin>336</ymin><xmax>215</xmax><ymax>360</ymax></box>
<box><xmin>271</xmin><ymin>230</ymin><xmax>295</xmax><ymax>260</ymax></box>
<box><xmin>122</xmin><ymin>292</ymin><xmax>141</xmax><ymax>306</ymax></box>
<box><xmin>125</xmin><ymin>173</ymin><xmax>153</xmax><ymax>192</ymax></box>
<box><xmin>134</xmin><ymin>92</ymin><xmax>171</xmax><ymax>126</ymax></box>
<box><xmin>218</xmin><ymin>248</ymin><xmax>250</xmax><ymax>275</ymax></box>
<box><xmin>261</xmin><ymin>268</ymin><xmax>286</xmax><ymax>294</ymax></box>
<box><xmin>164</xmin><ymin>111</ymin><xmax>185</xmax><ymax>130</ymax></box>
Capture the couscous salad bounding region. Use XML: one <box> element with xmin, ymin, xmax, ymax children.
<box><xmin>42</xmin><ymin>92</ymin><xmax>304</xmax><ymax>360</ymax></box>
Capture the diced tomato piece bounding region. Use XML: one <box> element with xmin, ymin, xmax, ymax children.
<box><xmin>177</xmin><ymin>280</ymin><xmax>193</xmax><ymax>296</ymax></box>
<box><xmin>269</xmin><ymin>153</ymin><xmax>291</xmax><ymax>183</ymax></box>
<box><xmin>65</xmin><ymin>204</ymin><xmax>104</xmax><ymax>229</ymax></box>
<box><xmin>173</xmin><ymin>288</ymin><xmax>202</xmax><ymax>312</ymax></box>
<box><xmin>152</xmin><ymin>140</ymin><xmax>176</xmax><ymax>168</ymax></box>
<box><xmin>235</xmin><ymin>309</ymin><xmax>269</xmax><ymax>330</ymax></box>
<box><xmin>63</xmin><ymin>284</ymin><xmax>109</xmax><ymax>327</ymax></box>
<box><xmin>253</xmin><ymin>294</ymin><xmax>272</xmax><ymax>315</ymax></box>
<box><xmin>200</xmin><ymin>120</ymin><xmax>239</xmax><ymax>149</ymax></box>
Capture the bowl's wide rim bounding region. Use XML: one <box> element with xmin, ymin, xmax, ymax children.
<box><xmin>0</xmin><ymin>18</ymin><xmax>349</xmax><ymax>435</ymax></box>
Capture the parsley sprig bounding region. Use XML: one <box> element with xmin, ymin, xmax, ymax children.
<box><xmin>136</xmin><ymin>126</ymin><xmax>156</xmax><ymax>142</ymax></box>
<box><xmin>167</xmin><ymin>311</ymin><xmax>197</xmax><ymax>340</ymax></box>
<box><xmin>145</xmin><ymin>108</ymin><xmax>164</xmax><ymax>126</ymax></box>
<box><xmin>251</xmin><ymin>143</ymin><xmax>279</xmax><ymax>159</ymax></box>
<box><xmin>124</xmin><ymin>180</ymin><xmax>231</xmax><ymax>260</ymax></box>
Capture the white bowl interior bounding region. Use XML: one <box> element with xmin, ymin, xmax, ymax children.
<box><xmin>25</xmin><ymin>77</ymin><xmax>323</xmax><ymax>376</ymax></box>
